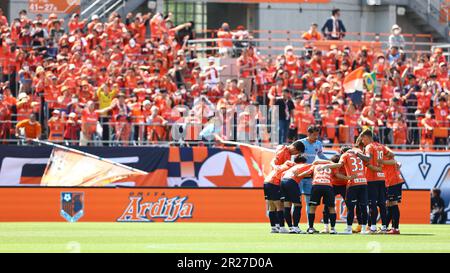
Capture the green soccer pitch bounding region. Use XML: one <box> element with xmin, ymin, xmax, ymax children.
<box><xmin>0</xmin><ymin>223</ymin><xmax>449</xmax><ymax>253</ymax></box>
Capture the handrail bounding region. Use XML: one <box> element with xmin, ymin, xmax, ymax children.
<box><xmin>80</xmin><ymin>0</ymin><xmax>103</xmax><ymax>17</ymax></box>
<box><xmin>88</xmin><ymin>0</ymin><xmax>120</xmax><ymax>21</ymax></box>
<box><xmin>99</xmin><ymin>0</ymin><xmax>125</xmax><ymax>20</ymax></box>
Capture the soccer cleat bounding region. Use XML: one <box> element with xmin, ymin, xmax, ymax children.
<box><xmin>278</xmin><ymin>227</ymin><xmax>290</xmax><ymax>234</ymax></box>
<box><xmin>270</xmin><ymin>227</ymin><xmax>279</xmax><ymax>233</ymax></box>
<box><xmin>369</xmin><ymin>227</ymin><xmax>378</xmax><ymax>234</ymax></box>
<box><xmin>377</xmin><ymin>227</ymin><xmax>387</xmax><ymax>234</ymax></box>
<box><xmin>352</xmin><ymin>225</ymin><xmax>362</xmax><ymax>233</ymax></box>
<box><xmin>341</xmin><ymin>227</ymin><xmax>353</xmax><ymax>234</ymax></box>
<box><xmin>329</xmin><ymin>228</ymin><xmax>337</xmax><ymax>234</ymax></box>
<box><xmin>387</xmin><ymin>229</ymin><xmax>400</xmax><ymax>235</ymax></box>
<box><xmin>294</xmin><ymin>227</ymin><xmax>305</xmax><ymax>234</ymax></box>
<box><xmin>306</xmin><ymin>228</ymin><xmax>316</xmax><ymax>234</ymax></box>
<box><xmin>320</xmin><ymin>229</ymin><xmax>330</xmax><ymax>234</ymax></box>
<box><xmin>289</xmin><ymin>227</ymin><xmax>297</xmax><ymax>234</ymax></box>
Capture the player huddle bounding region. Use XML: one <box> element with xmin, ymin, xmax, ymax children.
<box><xmin>264</xmin><ymin>126</ymin><xmax>404</xmax><ymax>235</ymax></box>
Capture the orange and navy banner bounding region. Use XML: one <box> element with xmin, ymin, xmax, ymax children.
<box><xmin>0</xmin><ymin>188</ymin><xmax>429</xmax><ymax>223</ymax></box>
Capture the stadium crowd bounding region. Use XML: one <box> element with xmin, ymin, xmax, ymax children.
<box><xmin>0</xmin><ymin>8</ymin><xmax>448</xmax><ymax>148</ymax></box>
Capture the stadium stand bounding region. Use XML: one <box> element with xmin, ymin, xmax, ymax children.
<box><xmin>0</xmin><ymin>8</ymin><xmax>448</xmax><ymax>149</ymax></box>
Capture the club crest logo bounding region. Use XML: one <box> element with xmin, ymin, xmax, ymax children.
<box><xmin>60</xmin><ymin>192</ymin><xmax>84</xmax><ymax>222</ymax></box>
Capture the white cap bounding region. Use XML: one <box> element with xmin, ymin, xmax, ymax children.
<box><xmin>208</xmin><ymin>56</ymin><xmax>215</xmax><ymax>63</ymax></box>
<box><xmin>143</xmin><ymin>100</ymin><xmax>151</xmax><ymax>106</ymax></box>
<box><xmin>68</xmin><ymin>112</ymin><xmax>77</xmax><ymax>118</ymax></box>
<box><xmin>69</xmin><ymin>64</ymin><xmax>76</xmax><ymax>70</ymax></box>
<box><xmin>392</xmin><ymin>24</ymin><xmax>401</xmax><ymax>31</ymax></box>
<box><xmin>52</xmin><ymin>109</ymin><xmax>60</xmax><ymax>115</ymax></box>
<box><xmin>92</xmin><ymin>14</ymin><xmax>99</xmax><ymax>20</ymax></box>
<box><xmin>18</xmin><ymin>92</ymin><xmax>28</xmax><ymax>101</ymax></box>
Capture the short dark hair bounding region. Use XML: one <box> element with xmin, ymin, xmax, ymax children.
<box><xmin>340</xmin><ymin>145</ymin><xmax>352</xmax><ymax>154</ymax></box>
<box><xmin>332</xmin><ymin>8</ymin><xmax>340</xmax><ymax>16</ymax></box>
<box><xmin>432</xmin><ymin>188</ymin><xmax>441</xmax><ymax>197</ymax></box>
<box><xmin>294</xmin><ymin>155</ymin><xmax>307</xmax><ymax>164</ymax></box>
<box><xmin>360</xmin><ymin>129</ymin><xmax>373</xmax><ymax>139</ymax></box>
<box><xmin>330</xmin><ymin>155</ymin><xmax>340</xmax><ymax>163</ymax></box>
<box><xmin>307</xmin><ymin>125</ymin><xmax>320</xmax><ymax>134</ymax></box>
<box><xmin>292</xmin><ymin>140</ymin><xmax>305</xmax><ymax>153</ymax></box>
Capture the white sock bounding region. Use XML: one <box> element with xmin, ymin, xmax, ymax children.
<box><xmin>347</xmin><ymin>225</ymin><xmax>352</xmax><ymax>230</ymax></box>
<box><xmin>324</xmin><ymin>224</ymin><xmax>329</xmax><ymax>230</ymax></box>
<box><xmin>382</xmin><ymin>225</ymin><xmax>387</xmax><ymax>230</ymax></box>
<box><xmin>362</xmin><ymin>225</ymin><xmax>366</xmax><ymax>231</ymax></box>
<box><xmin>275</xmin><ymin>224</ymin><xmax>280</xmax><ymax>228</ymax></box>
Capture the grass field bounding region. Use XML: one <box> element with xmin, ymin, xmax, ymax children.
<box><xmin>0</xmin><ymin>223</ymin><xmax>449</xmax><ymax>253</ymax></box>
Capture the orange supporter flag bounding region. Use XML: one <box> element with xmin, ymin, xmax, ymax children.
<box><xmin>239</xmin><ymin>144</ymin><xmax>275</xmax><ymax>187</ymax></box>
<box><xmin>41</xmin><ymin>147</ymin><xmax>147</xmax><ymax>187</ymax></box>
<box><xmin>343</xmin><ymin>67</ymin><xmax>365</xmax><ymax>94</ymax></box>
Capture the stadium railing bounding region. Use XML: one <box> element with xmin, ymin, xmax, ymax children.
<box><xmin>2</xmin><ymin>118</ymin><xmax>448</xmax><ymax>150</ymax></box>
<box><xmin>189</xmin><ymin>29</ymin><xmax>435</xmax><ymax>57</ymax></box>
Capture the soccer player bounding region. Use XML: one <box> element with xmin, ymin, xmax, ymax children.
<box><xmin>378</xmin><ymin>151</ymin><xmax>404</xmax><ymax>234</ymax></box>
<box><xmin>280</xmin><ymin>155</ymin><xmax>310</xmax><ymax>234</ymax></box>
<box><xmin>299</xmin><ymin>125</ymin><xmax>328</xmax><ymax>221</ymax></box>
<box><xmin>357</xmin><ymin>129</ymin><xmax>394</xmax><ymax>234</ymax></box>
<box><xmin>264</xmin><ymin>159</ymin><xmax>296</xmax><ymax>233</ymax></box>
<box><xmin>297</xmin><ymin>162</ymin><xmax>339</xmax><ymax>234</ymax></box>
<box><xmin>320</xmin><ymin>153</ymin><xmax>348</xmax><ymax>234</ymax></box>
<box><xmin>266</xmin><ymin>140</ymin><xmax>305</xmax><ymax>233</ymax></box>
<box><xmin>319</xmin><ymin>147</ymin><xmax>370</xmax><ymax>234</ymax></box>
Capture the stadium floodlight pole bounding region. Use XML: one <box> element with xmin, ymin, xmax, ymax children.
<box><xmin>22</xmin><ymin>137</ymin><xmax>147</xmax><ymax>175</ymax></box>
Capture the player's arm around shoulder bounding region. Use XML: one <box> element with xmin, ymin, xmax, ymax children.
<box><xmin>295</xmin><ymin>165</ymin><xmax>314</xmax><ymax>178</ymax></box>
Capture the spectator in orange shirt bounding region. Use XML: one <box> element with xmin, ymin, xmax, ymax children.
<box><xmin>147</xmin><ymin>105</ymin><xmax>168</xmax><ymax>142</ymax></box>
<box><xmin>392</xmin><ymin>116</ymin><xmax>408</xmax><ymax>148</ymax></box>
<box><xmin>0</xmin><ymin>8</ymin><xmax>8</xmax><ymax>27</ymax></box>
<box><xmin>15</xmin><ymin>113</ymin><xmax>41</xmax><ymax>141</ymax></box>
<box><xmin>302</xmin><ymin>23</ymin><xmax>323</xmax><ymax>41</ymax></box>
<box><xmin>47</xmin><ymin>110</ymin><xmax>65</xmax><ymax>142</ymax></box>
<box><xmin>420</xmin><ymin>111</ymin><xmax>437</xmax><ymax>149</ymax></box>
<box><xmin>217</xmin><ymin>22</ymin><xmax>234</xmax><ymax>56</ymax></box>
<box><xmin>320</xmin><ymin>105</ymin><xmax>338</xmax><ymax>144</ymax></box>
<box><xmin>64</xmin><ymin>112</ymin><xmax>81</xmax><ymax>144</ymax></box>
<box><xmin>297</xmin><ymin>103</ymin><xmax>315</xmax><ymax>139</ymax></box>
<box><xmin>68</xmin><ymin>13</ymin><xmax>87</xmax><ymax>34</ymax></box>
<box><xmin>80</xmin><ymin>101</ymin><xmax>100</xmax><ymax>146</ymax></box>
<box><xmin>433</xmin><ymin>96</ymin><xmax>449</xmax><ymax>147</ymax></box>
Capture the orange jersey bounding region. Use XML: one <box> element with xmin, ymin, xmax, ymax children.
<box><xmin>332</xmin><ymin>165</ymin><xmax>348</xmax><ymax>186</ymax></box>
<box><xmin>48</xmin><ymin>118</ymin><xmax>65</xmax><ymax>141</ymax></box>
<box><xmin>365</xmin><ymin>142</ymin><xmax>388</xmax><ymax>182</ymax></box>
<box><xmin>303</xmin><ymin>163</ymin><xmax>336</xmax><ymax>187</ymax></box>
<box><xmin>340</xmin><ymin>150</ymin><xmax>368</xmax><ymax>187</ymax></box>
<box><xmin>383</xmin><ymin>161</ymin><xmax>404</xmax><ymax>187</ymax></box>
<box><xmin>282</xmin><ymin>163</ymin><xmax>311</xmax><ymax>184</ymax></box>
<box><xmin>265</xmin><ymin>160</ymin><xmax>296</xmax><ymax>185</ymax></box>
<box><xmin>271</xmin><ymin>145</ymin><xmax>292</xmax><ymax>167</ymax></box>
